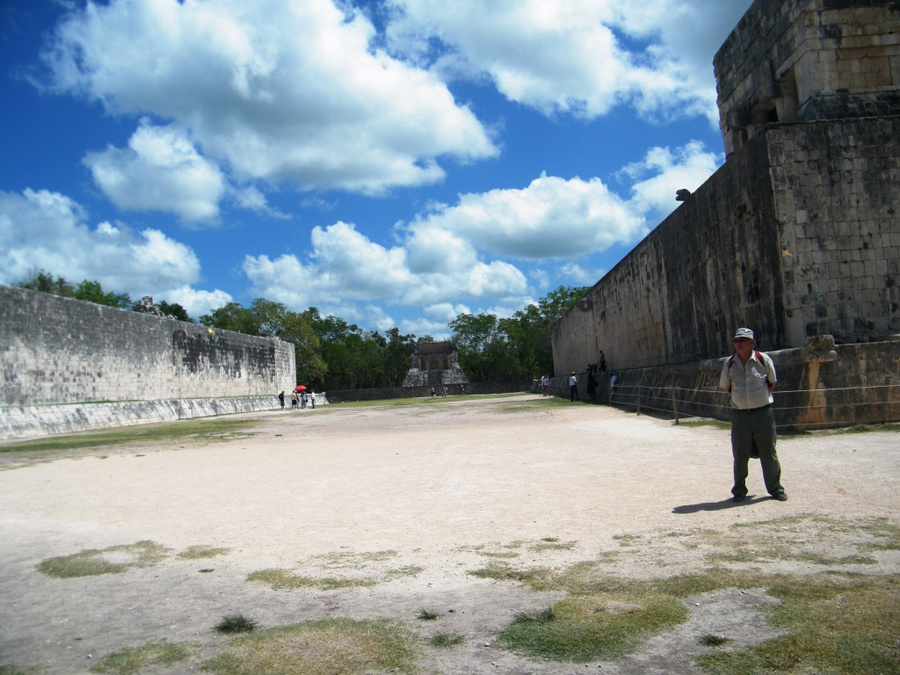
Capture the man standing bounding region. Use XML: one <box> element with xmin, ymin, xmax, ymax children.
<box><xmin>568</xmin><ymin>371</ymin><xmax>580</xmax><ymax>402</ymax></box>
<box><xmin>719</xmin><ymin>328</ymin><xmax>787</xmax><ymax>503</ymax></box>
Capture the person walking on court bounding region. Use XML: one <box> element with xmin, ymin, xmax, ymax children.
<box><xmin>719</xmin><ymin>327</ymin><xmax>787</xmax><ymax>503</ymax></box>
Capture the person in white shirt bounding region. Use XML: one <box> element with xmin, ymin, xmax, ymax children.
<box><xmin>719</xmin><ymin>327</ymin><xmax>787</xmax><ymax>503</ymax></box>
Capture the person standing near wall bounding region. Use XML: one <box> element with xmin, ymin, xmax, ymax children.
<box><xmin>568</xmin><ymin>371</ymin><xmax>579</xmax><ymax>402</ymax></box>
<box><xmin>719</xmin><ymin>327</ymin><xmax>787</xmax><ymax>503</ymax></box>
<box><xmin>278</xmin><ymin>391</ymin><xmax>285</xmax><ymax>409</ymax></box>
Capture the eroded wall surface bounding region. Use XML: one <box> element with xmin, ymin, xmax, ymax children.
<box><xmin>0</xmin><ymin>285</ymin><xmax>296</xmax><ymax>408</ymax></box>
<box><xmin>553</xmin><ymin>115</ymin><xmax>899</xmax><ymax>377</ymax></box>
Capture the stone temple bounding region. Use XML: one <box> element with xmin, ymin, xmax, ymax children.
<box><xmin>402</xmin><ymin>341</ymin><xmax>469</xmax><ymax>388</ymax></box>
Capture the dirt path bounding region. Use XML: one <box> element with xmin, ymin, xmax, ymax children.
<box><xmin>0</xmin><ymin>395</ymin><xmax>897</xmax><ymax>673</ymax></box>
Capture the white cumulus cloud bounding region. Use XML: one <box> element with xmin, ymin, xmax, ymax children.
<box><xmin>0</xmin><ymin>188</ymin><xmax>227</xmax><ymax>315</ymax></box>
<box><xmin>385</xmin><ymin>0</ymin><xmax>752</xmax><ymax>123</ymax></box>
<box><xmin>84</xmin><ymin>121</ymin><xmax>226</xmax><ymax>222</ymax></box>
<box><xmin>43</xmin><ymin>0</ymin><xmax>498</xmax><ymax>196</ymax></box>
<box><xmin>405</xmin><ymin>173</ymin><xmax>647</xmax><ymax>259</ymax></box>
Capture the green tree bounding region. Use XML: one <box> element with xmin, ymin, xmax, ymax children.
<box><xmin>16</xmin><ymin>270</ymin><xmax>75</xmax><ymax>297</ymax></box>
<box><xmin>202</xmin><ymin>300</ymin><xmax>326</xmax><ymax>387</ymax></box>
<box><xmin>157</xmin><ymin>300</ymin><xmax>191</xmax><ymax>322</ymax></box>
<box><xmin>200</xmin><ymin>302</ymin><xmax>257</xmax><ymax>334</ymax></box>
<box><xmin>75</xmin><ymin>280</ymin><xmax>131</xmax><ymax>309</ymax></box>
<box><xmin>382</xmin><ymin>327</ymin><xmax>418</xmax><ymax>387</ymax></box>
<box><xmin>449</xmin><ymin>312</ymin><xmax>508</xmax><ymax>381</ymax></box>
<box><xmin>449</xmin><ymin>285</ymin><xmax>589</xmax><ymax>382</ymax></box>
<box><xmin>307</xmin><ymin>310</ymin><xmax>384</xmax><ymax>390</ymax></box>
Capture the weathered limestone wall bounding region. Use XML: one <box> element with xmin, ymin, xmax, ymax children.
<box><xmin>0</xmin><ymin>285</ymin><xmax>296</xmax><ymax>439</ymax></box>
<box><xmin>551</xmin><ymin>0</ymin><xmax>900</xmax><ymax>428</ymax></box>
<box><xmin>715</xmin><ymin>0</ymin><xmax>900</xmax><ymax>154</ymax></box>
<box><xmin>773</xmin><ymin>117</ymin><xmax>900</xmax><ymax>343</ymax></box>
<box><xmin>549</xmin><ymin>337</ymin><xmax>900</xmax><ymax>431</ymax></box>
<box><xmin>553</xmin><ymin>116</ymin><xmax>899</xmax><ymax>377</ymax></box>
<box><xmin>552</xmin><ymin>129</ymin><xmax>786</xmax><ymax>374</ymax></box>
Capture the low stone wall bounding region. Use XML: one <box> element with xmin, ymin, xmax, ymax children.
<box><xmin>0</xmin><ymin>395</ymin><xmax>283</xmax><ymax>442</ymax></box>
<box><xmin>327</xmin><ymin>381</ymin><xmax>531</xmax><ymax>403</ymax></box>
<box><xmin>545</xmin><ymin>338</ymin><xmax>900</xmax><ymax>431</ymax></box>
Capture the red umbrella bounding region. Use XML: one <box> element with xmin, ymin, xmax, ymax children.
<box><xmin>295</xmin><ymin>385</ymin><xmax>307</xmax><ymax>391</ymax></box>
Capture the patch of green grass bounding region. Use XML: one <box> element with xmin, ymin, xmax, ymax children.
<box><xmin>37</xmin><ymin>541</ymin><xmax>171</xmax><ymax>578</ymax></box>
<box><xmin>0</xmin><ymin>418</ymin><xmax>260</xmax><ymax>454</ymax></box>
<box><xmin>696</xmin><ymin>514</ymin><xmax>899</xmax><ymax>569</ymax></box>
<box><xmin>88</xmin><ymin>640</ymin><xmax>194</xmax><ymax>674</ymax></box>
<box><xmin>215</xmin><ymin>614</ymin><xmax>258</xmax><ymax>634</ymax></box>
<box><xmin>311</xmin><ymin>549</ymin><xmax>398</xmax><ymax>568</ymax></box>
<box><xmin>498</xmin><ymin>591</ymin><xmax>690</xmax><ymax>662</ymax></box>
<box><xmin>0</xmin><ymin>666</ymin><xmax>42</xmax><ymax>675</ymax></box>
<box><xmin>468</xmin><ymin>562</ymin><xmax>553</xmax><ymax>589</ymax></box>
<box><xmin>680</xmin><ymin>420</ymin><xmax>731</xmax><ymax>430</ymax></box>
<box><xmin>417</xmin><ymin>609</ymin><xmax>440</xmax><ymax>621</ymax></box>
<box><xmin>247</xmin><ymin>568</ymin><xmax>378</xmax><ymax>590</ymax></box>
<box><xmin>384</xmin><ymin>565</ymin><xmax>425</xmax><ymax>580</ymax></box>
<box><xmin>697</xmin><ymin>574</ymin><xmax>900</xmax><ymax>675</ymax></box>
<box><xmin>829</xmin><ymin>422</ymin><xmax>900</xmax><ymax>435</ymax></box>
<box><xmin>612</xmin><ymin>533</ymin><xmax>643</xmax><ymax>547</ymax></box>
<box><xmin>531</xmin><ymin>539</ymin><xmax>577</xmax><ymax>552</ymax></box>
<box><xmin>430</xmin><ymin>633</ymin><xmax>464</xmax><ymax>648</ymax></box>
<box><xmin>202</xmin><ymin>618</ymin><xmax>418</xmax><ymax>675</ymax></box>
<box><xmin>177</xmin><ymin>545</ymin><xmax>230</xmax><ymax>560</ymax></box>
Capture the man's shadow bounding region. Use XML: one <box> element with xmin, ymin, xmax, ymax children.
<box><xmin>672</xmin><ymin>495</ymin><xmax>767</xmax><ymax>513</ymax></box>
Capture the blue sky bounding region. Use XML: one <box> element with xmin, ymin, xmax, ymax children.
<box><xmin>0</xmin><ymin>0</ymin><xmax>752</xmax><ymax>338</ymax></box>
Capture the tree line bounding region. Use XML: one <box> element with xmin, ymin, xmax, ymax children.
<box><xmin>14</xmin><ymin>270</ymin><xmax>587</xmax><ymax>390</ymax></box>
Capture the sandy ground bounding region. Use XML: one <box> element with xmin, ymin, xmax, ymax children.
<box><xmin>0</xmin><ymin>394</ymin><xmax>897</xmax><ymax>674</ymax></box>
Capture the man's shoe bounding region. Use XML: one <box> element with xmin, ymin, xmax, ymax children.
<box><xmin>732</xmin><ymin>494</ymin><xmax>746</xmax><ymax>503</ymax></box>
<box><xmin>772</xmin><ymin>491</ymin><xmax>788</xmax><ymax>501</ymax></box>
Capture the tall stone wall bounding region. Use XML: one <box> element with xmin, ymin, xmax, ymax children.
<box><xmin>551</xmin><ymin>0</ymin><xmax>900</xmax><ymax>427</ymax></box>
<box><xmin>773</xmin><ymin>117</ymin><xmax>900</xmax><ymax>342</ymax></box>
<box><xmin>553</xmin><ymin>116</ymin><xmax>899</xmax><ymax>376</ymax></box>
<box><xmin>0</xmin><ymin>285</ymin><xmax>296</xmax><ymax>439</ymax></box>
<box><xmin>552</xmin><ymin>129</ymin><xmax>786</xmax><ymax>374</ymax></box>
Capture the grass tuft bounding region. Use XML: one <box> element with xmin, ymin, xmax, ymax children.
<box><xmin>699</xmin><ymin>634</ymin><xmax>732</xmax><ymax>646</ymax></box>
<box><xmin>417</xmin><ymin>609</ymin><xmax>440</xmax><ymax>621</ymax></box>
<box><xmin>430</xmin><ymin>633</ymin><xmax>464</xmax><ymax>648</ymax></box>
<box><xmin>215</xmin><ymin>614</ymin><xmax>258</xmax><ymax>634</ymax></box>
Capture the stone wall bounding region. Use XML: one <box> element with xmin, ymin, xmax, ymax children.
<box><xmin>0</xmin><ymin>285</ymin><xmax>296</xmax><ymax>439</ymax></box>
<box><xmin>328</xmin><ymin>381</ymin><xmax>531</xmax><ymax>403</ymax></box>
<box><xmin>549</xmin><ymin>337</ymin><xmax>900</xmax><ymax>431</ymax></box>
<box><xmin>715</xmin><ymin>0</ymin><xmax>900</xmax><ymax>154</ymax></box>
<box><xmin>551</xmin><ymin>0</ymin><xmax>900</xmax><ymax>427</ymax></box>
<box><xmin>552</xmin><ymin>117</ymin><xmax>899</xmax><ymax>377</ymax></box>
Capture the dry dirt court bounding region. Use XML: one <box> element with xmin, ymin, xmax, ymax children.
<box><xmin>0</xmin><ymin>394</ymin><xmax>898</xmax><ymax>674</ymax></box>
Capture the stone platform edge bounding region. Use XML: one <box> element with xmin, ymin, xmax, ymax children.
<box><xmin>0</xmin><ymin>396</ymin><xmax>285</xmax><ymax>442</ymax></box>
